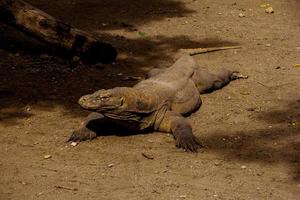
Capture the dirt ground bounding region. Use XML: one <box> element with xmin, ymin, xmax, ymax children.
<box><xmin>0</xmin><ymin>0</ymin><xmax>300</xmax><ymax>199</ymax></box>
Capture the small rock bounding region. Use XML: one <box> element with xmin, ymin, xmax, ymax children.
<box><xmin>70</xmin><ymin>142</ymin><xmax>78</xmax><ymax>147</ymax></box>
<box><xmin>214</xmin><ymin>160</ymin><xmax>222</xmax><ymax>166</ymax></box>
<box><xmin>266</xmin><ymin>43</ymin><xmax>271</xmax><ymax>47</ymax></box>
<box><xmin>265</xmin><ymin>7</ymin><xmax>274</xmax><ymax>14</ymax></box>
<box><xmin>72</xmin><ymin>56</ymin><xmax>80</xmax><ymax>62</ymax></box>
<box><xmin>296</xmin><ymin>47</ymin><xmax>300</xmax><ymax>51</ymax></box>
<box><xmin>257</xmin><ymin>171</ymin><xmax>264</xmax><ymax>176</ymax></box>
<box><xmin>241</xmin><ymin>165</ymin><xmax>247</xmax><ymax>169</ymax></box>
<box><xmin>44</xmin><ymin>155</ymin><xmax>52</xmax><ymax>159</ymax></box>
<box><xmin>238</xmin><ymin>13</ymin><xmax>245</xmax><ymax>17</ymax></box>
<box><xmin>179</xmin><ymin>194</ymin><xmax>187</xmax><ymax>198</ymax></box>
<box><xmin>277</xmin><ymin>66</ymin><xmax>286</xmax><ymax>70</ymax></box>
<box><xmin>117</xmin><ymin>73</ymin><xmax>123</xmax><ymax>76</ymax></box>
<box><xmin>108</xmin><ymin>163</ymin><xmax>114</xmax><ymax>168</ymax></box>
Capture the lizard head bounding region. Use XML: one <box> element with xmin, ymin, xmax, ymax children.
<box><xmin>78</xmin><ymin>88</ymin><xmax>126</xmax><ymax>112</ymax></box>
<box><xmin>79</xmin><ymin>87</ymin><xmax>156</xmax><ymax>121</ymax></box>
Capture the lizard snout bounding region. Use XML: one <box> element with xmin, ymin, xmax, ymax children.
<box><xmin>78</xmin><ymin>95</ymin><xmax>92</xmax><ymax>108</ymax></box>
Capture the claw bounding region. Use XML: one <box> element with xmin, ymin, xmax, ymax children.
<box><xmin>175</xmin><ymin>135</ymin><xmax>202</xmax><ymax>153</ymax></box>
<box><xmin>67</xmin><ymin>129</ymin><xmax>97</xmax><ymax>143</ymax></box>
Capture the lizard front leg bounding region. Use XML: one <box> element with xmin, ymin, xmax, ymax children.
<box><xmin>156</xmin><ymin>111</ymin><xmax>202</xmax><ymax>152</ymax></box>
<box><xmin>67</xmin><ymin>112</ymin><xmax>103</xmax><ymax>142</ymax></box>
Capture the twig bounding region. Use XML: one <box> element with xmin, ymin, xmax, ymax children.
<box><xmin>142</xmin><ymin>153</ymin><xmax>154</xmax><ymax>160</ymax></box>
<box><xmin>256</xmin><ymin>81</ymin><xmax>272</xmax><ymax>88</ymax></box>
<box><xmin>180</xmin><ymin>46</ymin><xmax>242</xmax><ymax>56</ymax></box>
<box><xmin>54</xmin><ymin>185</ymin><xmax>78</xmax><ymax>191</ymax></box>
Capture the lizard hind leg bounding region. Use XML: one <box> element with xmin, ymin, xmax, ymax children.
<box><xmin>192</xmin><ymin>68</ymin><xmax>247</xmax><ymax>94</ymax></box>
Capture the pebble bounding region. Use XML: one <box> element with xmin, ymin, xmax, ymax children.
<box><xmin>275</xmin><ymin>66</ymin><xmax>286</xmax><ymax>70</ymax></box>
<box><xmin>179</xmin><ymin>195</ymin><xmax>187</xmax><ymax>198</ymax></box>
<box><xmin>238</xmin><ymin>13</ymin><xmax>245</xmax><ymax>17</ymax></box>
<box><xmin>70</xmin><ymin>142</ymin><xmax>78</xmax><ymax>147</ymax></box>
<box><xmin>265</xmin><ymin>7</ymin><xmax>274</xmax><ymax>14</ymax></box>
<box><xmin>214</xmin><ymin>160</ymin><xmax>222</xmax><ymax>166</ymax></box>
<box><xmin>266</xmin><ymin>43</ymin><xmax>271</xmax><ymax>47</ymax></box>
<box><xmin>241</xmin><ymin>165</ymin><xmax>247</xmax><ymax>169</ymax></box>
<box><xmin>72</xmin><ymin>56</ymin><xmax>80</xmax><ymax>62</ymax></box>
<box><xmin>44</xmin><ymin>155</ymin><xmax>52</xmax><ymax>159</ymax></box>
<box><xmin>108</xmin><ymin>163</ymin><xmax>114</xmax><ymax>168</ymax></box>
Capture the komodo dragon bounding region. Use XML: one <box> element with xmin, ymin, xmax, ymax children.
<box><xmin>68</xmin><ymin>46</ymin><xmax>247</xmax><ymax>152</ymax></box>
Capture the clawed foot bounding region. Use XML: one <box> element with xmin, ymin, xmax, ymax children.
<box><xmin>67</xmin><ymin>129</ymin><xmax>97</xmax><ymax>142</ymax></box>
<box><xmin>231</xmin><ymin>71</ymin><xmax>248</xmax><ymax>80</ymax></box>
<box><xmin>175</xmin><ymin>134</ymin><xmax>203</xmax><ymax>152</ymax></box>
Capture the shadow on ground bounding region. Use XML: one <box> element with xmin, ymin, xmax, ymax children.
<box><xmin>0</xmin><ymin>31</ymin><xmax>239</xmax><ymax>125</ymax></box>
<box><xmin>204</xmin><ymin>100</ymin><xmax>300</xmax><ymax>181</ymax></box>
<box><xmin>27</xmin><ymin>0</ymin><xmax>195</xmax><ymax>30</ymax></box>
<box><xmin>0</xmin><ymin>0</ymin><xmax>237</xmax><ymax>124</ymax></box>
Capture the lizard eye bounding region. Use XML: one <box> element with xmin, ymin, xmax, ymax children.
<box><xmin>100</xmin><ymin>96</ymin><xmax>110</xmax><ymax>101</ymax></box>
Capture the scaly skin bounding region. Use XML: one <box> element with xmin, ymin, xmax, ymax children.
<box><xmin>69</xmin><ymin>55</ymin><xmax>247</xmax><ymax>152</ymax></box>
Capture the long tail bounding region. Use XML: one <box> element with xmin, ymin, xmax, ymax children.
<box><xmin>179</xmin><ymin>46</ymin><xmax>241</xmax><ymax>56</ymax></box>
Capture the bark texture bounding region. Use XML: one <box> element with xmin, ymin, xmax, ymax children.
<box><xmin>0</xmin><ymin>0</ymin><xmax>117</xmax><ymax>63</ymax></box>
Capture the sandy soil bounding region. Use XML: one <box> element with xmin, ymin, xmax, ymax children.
<box><xmin>0</xmin><ymin>0</ymin><xmax>300</xmax><ymax>199</ymax></box>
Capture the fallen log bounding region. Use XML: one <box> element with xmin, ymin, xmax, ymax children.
<box><xmin>0</xmin><ymin>0</ymin><xmax>117</xmax><ymax>64</ymax></box>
